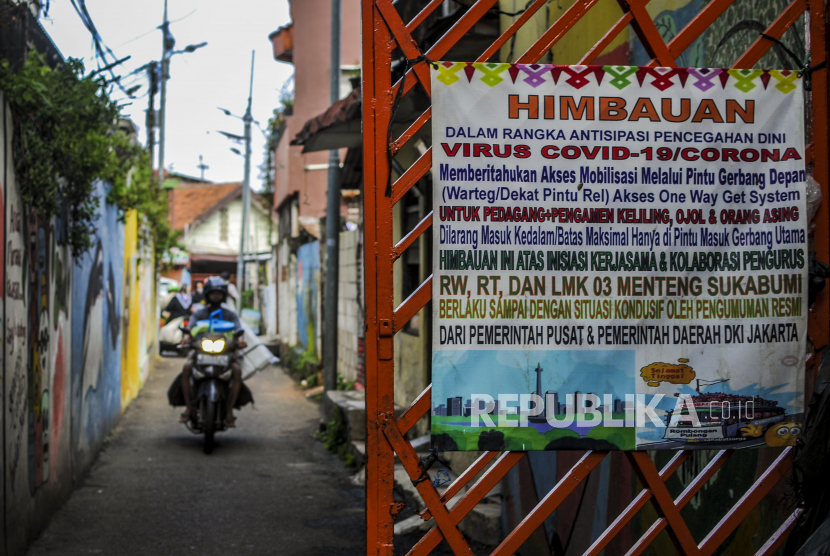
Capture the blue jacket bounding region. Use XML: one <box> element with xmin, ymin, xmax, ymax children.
<box><xmin>189</xmin><ymin>305</ymin><xmax>243</xmax><ymax>332</ymax></box>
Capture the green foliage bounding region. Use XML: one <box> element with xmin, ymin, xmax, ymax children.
<box><xmin>316</xmin><ymin>407</ymin><xmax>356</xmax><ymax>467</ymax></box>
<box><xmin>259</xmin><ymin>77</ymin><xmax>294</xmax><ymax>195</ymax></box>
<box><xmin>0</xmin><ymin>51</ymin><xmax>176</xmax><ymax>261</ymax></box>
<box><xmin>431</xmin><ymin>420</ymin><xmax>583</xmax><ymax>450</ymax></box>
<box><xmin>586</xmin><ymin>424</ymin><xmax>635</xmax><ymax>450</ymax></box>
<box><xmin>106</xmin><ymin>145</ymin><xmax>179</xmax><ymax>271</ymax></box>
<box><xmin>284</xmin><ymin>345</ymin><xmax>319</xmax><ymax>381</ymax></box>
<box><xmin>336</xmin><ymin>374</ymin><xmax>356</xmax><ymax>391</ymax></box>
<box><xmin>240</xmin><ymin>288</ymin><xmax>255</xmax><ymax>310</ymax></box>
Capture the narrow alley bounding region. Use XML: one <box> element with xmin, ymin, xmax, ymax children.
<box><xmin>24</xmin><ymin>358</ymin><xmax>365</xmax><ymax>556</ymax></box>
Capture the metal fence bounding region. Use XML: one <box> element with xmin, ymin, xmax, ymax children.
<box><xmin>361</xmin><ymin>1</ymin><xmax>829</xmax><ymax>554</ymax></box>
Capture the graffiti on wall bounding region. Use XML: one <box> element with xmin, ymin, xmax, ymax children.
<box><xmin>4</xmin><ymin>177</ymin><xmax>72</xmax><ymax>496</ymax></box>
<box><xmin>1</xmin><ymin>96</ymin><xmax>154</xmax><ymax>556</ymax></box>
<box><xmin>6</xmin><ymin>191</ymin><xmax>25</xmax><ymax>489</ymax></box>
<box><xmin>26</xmin><ymin>212</ymin><xmax>50</xmax><ymax>493</ymax></box>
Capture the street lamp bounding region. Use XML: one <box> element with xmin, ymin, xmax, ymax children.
<box><xmin>156</xmin><ymin>0</ymin><xmax>207</xmax><ymax>185</ymax></box>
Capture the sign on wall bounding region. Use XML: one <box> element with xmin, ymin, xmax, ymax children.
<box><xmin>431</xmin><ymin>63</ymin><xmax>807</xmax><ymax>451</ymax></box>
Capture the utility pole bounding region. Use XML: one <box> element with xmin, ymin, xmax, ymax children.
<box><xmin>156</xmin><ymin>3</ymin><xmax>205</xmax><ymax>187</ymax></box>
<box><xmin>146</xmin><ymin>61</ymin><xmax>159</xmax><ymax>173</ymax></box>
<box><xmin>323</xmin><ymin>0</ymin><xmax>341</xmax><ymax>393</ymax></box>
<box><xmin>158</xmin><ymin>0</ymin><xmax>169</xmax><ymax>185</ymax></box>
<box><xmin>236</xmin><ymin>51</ymin><xmax>255</xmax><ymax>308</ymax></box>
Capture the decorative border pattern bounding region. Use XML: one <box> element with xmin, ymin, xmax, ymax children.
<box><xmin>435</xmin><ymin>62</ymin><xmax>800</xmax><ymax>94</ymax></box>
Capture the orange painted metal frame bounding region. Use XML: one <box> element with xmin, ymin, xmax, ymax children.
<box><xmin>362</xmin><ymin>0</ymin><xmax>829</xmax><ymax>554</ymax></box>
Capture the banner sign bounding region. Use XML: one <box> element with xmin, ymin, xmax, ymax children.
<box><xmin>430</xmin><ymin>63</ymin><xmax>807</xmax><ymax>451</ymax></box>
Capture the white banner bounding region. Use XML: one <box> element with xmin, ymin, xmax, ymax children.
<box><xmin>430</xmin><ymin>63</ymin><xmax>807</xmax><ymax>451</ymax></box>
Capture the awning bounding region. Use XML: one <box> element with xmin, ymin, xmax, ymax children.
<box><xmin>291</xmin><ymin>86</ymin><xmax>430</xmax><ymax>153</ymax></box>
<box><xmin>291</xmin><ymin>89</ymin><xmax>362</xmax><ymax>153</ymax></box>
<box><xmin>189</xmin><ymin>252</ymin><xmax>239</xmax><ymax>264</ymax></box>
<box><xmin>189</xmin><ymin>251</ymin><xmax>272</xmax><ymax>264</ymax></box>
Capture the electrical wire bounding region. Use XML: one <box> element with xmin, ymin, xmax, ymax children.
<box><xmin>112</xmin><ymin>8</ymin><xmax>197</xmax><ymax>50</ymax></box>
<box><xmin>67</xmin><ymin>0</ymin><xmax>135</xmax><ymax>98</ymax></box>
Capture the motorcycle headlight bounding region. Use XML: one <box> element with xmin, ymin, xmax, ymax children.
<box><xmin>201</xmin><ymin>339</ymin><xmax>226</xmax><ymax>353</ymax></box>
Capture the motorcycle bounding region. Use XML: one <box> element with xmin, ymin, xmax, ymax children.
<box><xmin>168</xmin><ymin>320</ymin><xmax>254</xmax><ymax>454</ymax></box>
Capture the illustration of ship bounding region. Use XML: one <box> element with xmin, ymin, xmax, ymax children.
<box><xmin>663</xmin><ymin>379</ymin><xmax>785</xmax><ymax>443</ymax></box>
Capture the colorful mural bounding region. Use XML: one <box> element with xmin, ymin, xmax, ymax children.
<box><xmin>1</xmin><ymin>83</ymin><xmax>153</xmax><ymax>556</ymax></box>
<box><xmin>629</xmin><ymin>0</ymin><xmax>805</xmax><ymax>69</ymax></box>
<box><xmin>0</xmin><ymin>97</ymin><xmax>7</xmax><ymax>555</ymax></box>
<box><xmin>4</xmin><ymin>159</ymin><xmax>73</xmax><ymax>501</ymax></box>
<box><xmin>630</xmin><ymin>0</ymin><xmax>708</xmax><ymax>66</ymax></box>
<box><xmin>296</xmin><ymin>241</ymin><xmax>319</xmax><ymax>355</ymax></box>
<box><xmin>70</xmin><ymin>181</ymin><xmax>123</xmax><ymax>467</ymax></box>
<box><xmin>3</xmin><ymin>94</ymin><xmax>76</xmax><ymax>554</ymax></box>
<box><xmin>702</xmin><ymin>0</ymin><xmax>805</xmax><ymax>69</ymax></box>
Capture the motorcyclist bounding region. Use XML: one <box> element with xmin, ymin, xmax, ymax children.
<box><xmin>192</xmin><ymin>281</ymin><xmax>205</xmax><ymax>305</ymax></box>
<box><xmin>179</xmin><ymin>277</ymin><xmax>247</xmax><ymax>427</ymax></box>
<box><xmin>162</xmin><ymin>284</ymin><xmax>192</xmax><ymax>322</ymax></box>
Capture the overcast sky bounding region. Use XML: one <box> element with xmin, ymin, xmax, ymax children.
<box><xmin>42</xmin><ymin>0</ymin><xmax>294</xmax><ymax>187</ymax></box>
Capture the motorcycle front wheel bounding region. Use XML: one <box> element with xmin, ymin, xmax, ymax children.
<box><xmin>203</xmin><ymin>400</ymin><xmax>216</xmax><ymax>454</ymax></box>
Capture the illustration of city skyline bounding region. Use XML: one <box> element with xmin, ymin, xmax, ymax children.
<box><xmin>432</xmin><ymin>349</ymin><xmax>635</xmax><ymax>415</ymax></box>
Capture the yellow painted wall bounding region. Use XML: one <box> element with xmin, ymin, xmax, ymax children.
<box><xmin>498</xmin><ymin>0</ymin><xmax>629</xmax><ymax>64</ymax></box>
<box><xmin>121</xmin><ymin>210</ymin><xmax>159</xmax><ymax>409</ymax></box>
<box><xmin>120</xmin><ymin>210</ymin><xmax>141</xmax><ymax>408</ymax></box>
<box><xmin>549</xmin><ymin>0</ymin><xmax>629</xmax><ymax>64</ymax></box>
<box><xmin>498</xmin><ymin>0</ymin><xmax>554</xmax><ymax>63</ymax></box>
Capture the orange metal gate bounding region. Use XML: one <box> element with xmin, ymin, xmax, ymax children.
<box><xmin>361</xmin><ymin>1</ymin><xmax>830</xmax><ymax>554</ymax></box>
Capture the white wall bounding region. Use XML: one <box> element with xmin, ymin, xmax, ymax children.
<box><xmin>337</xmin><ymin>230</ymin><xmax>362</xmax><ymax>383</ymax></box>
<box><xmin>187</xmin><ymin>197</ymin><xmax>274</xmax><ymax>255</ymax></box>
<box><xmin>278</xmin><ymin>241</ymin><xmax>298</xmax><ymax>347</ymax></box>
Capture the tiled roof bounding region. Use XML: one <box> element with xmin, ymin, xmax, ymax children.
<box><xmin>168</xmin><ymin>182</ymin><xmax>242</xmax><ymax>231</ymax></box>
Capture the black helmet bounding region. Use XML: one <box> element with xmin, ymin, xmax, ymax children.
<box><xmin>203</xmin><ymin>276</ymin><xmax>228</xmax><ymax>304</ymax></box>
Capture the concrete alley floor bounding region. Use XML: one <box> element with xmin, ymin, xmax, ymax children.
<box><xmin>25</xmin><ymin>356</ymin><xmax>365</xmax><ymax>556</ymax></box>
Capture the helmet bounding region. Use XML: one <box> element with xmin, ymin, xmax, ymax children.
<box><xmin>203</xmin><ymin>276</ymin><xmax>228</xmax><ymax>304</ymax></box>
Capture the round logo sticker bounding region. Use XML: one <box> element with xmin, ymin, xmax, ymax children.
<box><xmin>781</xmin><ymin>355</ymin><xmax>799</xmax><ymax>367</ymax></box>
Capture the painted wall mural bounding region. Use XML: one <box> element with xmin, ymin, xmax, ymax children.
<box><xmin>1</xmin><ymin>93</ymin><xmax>156</xmax><ymax>556</ymax></box>
<box><xmin>629</xmin><ymin>0</ymin><xmax>805</xmax><ymax>69</ymax></box>
<box><xmin>26</xmin><ymin>211</ymin><xmax>50</xmax><ymax>494</ymax></box>
<box><xmin>3</xmin><ymin>166</ymin><xmax>71</xmax><ymax>501</ymax></box>
<box><xmin>70</xmin><ymin>182</ymin><xmax>123</xmax><ymax>468</ymax></box>
<box><xmin>3</xmin><ymin>96</ymin><xmax>76</xmax><ymax>554</ymax></box>
<box><xmin>296</xmin><ymin>241</ymin><xmax>319</xmax><ymax>356</ymax></box>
